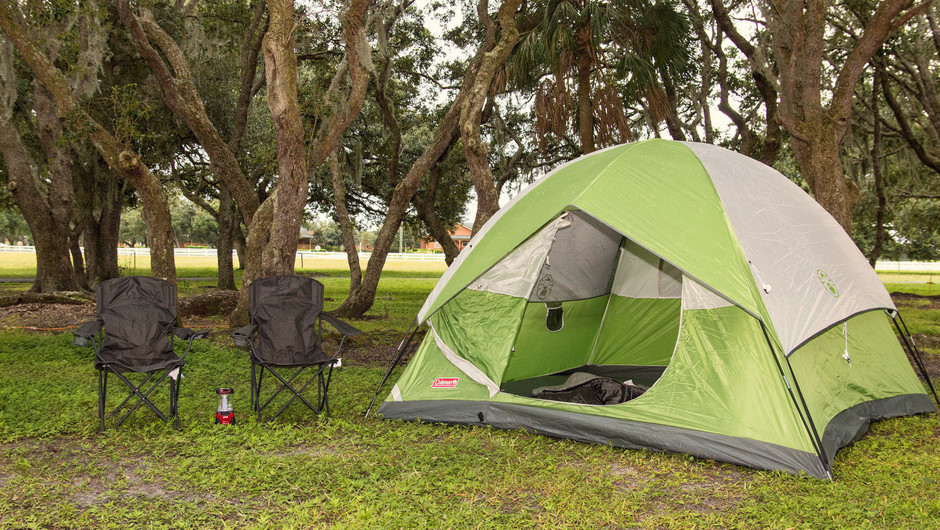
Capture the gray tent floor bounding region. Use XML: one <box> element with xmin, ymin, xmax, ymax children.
<box><xmin>500</xmin><ymin>364</ymin><xmax>666</xmax><ymax>398</ymax></box>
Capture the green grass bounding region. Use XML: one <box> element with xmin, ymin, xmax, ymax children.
<box><xmin>0</xmin><ymin>251</ymin><xmax>447</xmax><ymax>279</ymax></box>
<box><xmin>0</xmin><ymin>263</ymin><xmax>938</xmax><ymax>526</ymax></box>
<box><xmin>0</xmin><ymin>330</ymin><xmax>938</xmax><ymax>527</ymax></box>
<box><xmin>884</xmin><ymin>282</ymin><xmax>940</xmax><ymax>297</ymax></box>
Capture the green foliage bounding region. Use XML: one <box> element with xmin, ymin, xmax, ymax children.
<box><xmin>0</xmin><ymin>206</ymin><xmax>31</xmax><ymax>245</ymax></box>
<box><xmin>118</xmin><ymin>208</ymin><xmax>148</xmax><ymax>247</ymax></box>
<box><xmin>119</xmin><ymin>197</ymin><xmax>222</xmax><ymax>248</ymax></box>
<box><xmin>170</xmin><ymin>198</ymin><xmax>220</xmax><ymax>247</ymax></box>
<box><xmin>104</xmin><ymin>83</ymin><xmax>155</xmax><ymax>147</ymax></box>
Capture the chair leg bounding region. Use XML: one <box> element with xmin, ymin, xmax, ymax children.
<box><xmin>250</xmin><ymin>361</ymin><xmax>258</xmax><ymax>414</ymax></box>
<box><xmin>258</xmin><ymin>365</ymin><xmax>324</xmax><ymax>423</ymax></box>
<box><xmin>252</xmin><ymin>361</ymin><xmax>262</xmax><ymax>422</ymax></box>
<box><xmin>113</xmin><ymin>371</ymin><xmax>171</xmax><ymax>428</ymax></box>
<box><xmin>98</xmin><ymin>369</ymin><xmax>107</xmax><ymax>433</ymax></box>
<box><xmin>172</xmin><ymin>370</ymin><xmax>181</xmax><ymax>431</ymax></box>
<box><xmin>97</xmin><ymin>366</ymin><xmax>182</xmax><ymax>431</ymax></box>
<box><xmin>108</xmin><ymin>373</ymin><xmax>155</xmax><ymax>420</ymax></box>
<box><xmin>320</xmin><ymin>363</ymin><xmax>335</xmax><ymax>418</ymax></box>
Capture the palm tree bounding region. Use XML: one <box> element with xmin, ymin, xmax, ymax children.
<box><xmin>512</xmin><ymin>0</ymin><xmax>692</xmax><ymax>154</ymax></box>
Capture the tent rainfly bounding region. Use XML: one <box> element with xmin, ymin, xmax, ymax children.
<box><xmin>369</xmin><ymin>139</ymin><xmax>938</xmax><ymax>479</ymax></box>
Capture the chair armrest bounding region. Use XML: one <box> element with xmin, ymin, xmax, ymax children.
<box><xmin>231</xmin><ymin>324</ymin><xmax>257</xmax><ymax>347</ymax></box>
<box><xmin>173</xmin><ymin>327</ymin><xmax>211</xmax><ymax>341</ymax></box>
<box><xmin>320</xmin><ymin>312</ymin><xmax>363</xmax><ymax>337</ymax></box>
<box><xmin>73</xmin><ymin>319</ymin><xmax>103</xmax><ymax>347</ymax></box>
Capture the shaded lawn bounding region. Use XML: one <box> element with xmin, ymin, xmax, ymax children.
<box><xmin>0</xmin><ymin>280</ymin><xmax>936</xmax><ymax>527</ymax></box>
<box><xmin>0</xmin><ymin>331</ymin><xmax>937</xmax><ymax>527</ymax></box>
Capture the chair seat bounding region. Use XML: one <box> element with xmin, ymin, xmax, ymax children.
<box><xmin>95</xmin><ymin>354</ymin><xmax>184</xmax><ymax>374</ymax></box>
<box><xmin>250</xmin><ymin>358</ymin><xmax>332</xmax><ymax>368</ymax></box>
<box><xmin>250</xmin><ymin>343</ymin><xmax>329</xmax><ymax>367</ymax></box>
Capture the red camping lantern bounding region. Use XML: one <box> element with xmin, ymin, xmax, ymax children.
<box><xmin>215</xmin><ymin>388</ymin><xmax>235</xmax><ymax>425</ymax></box>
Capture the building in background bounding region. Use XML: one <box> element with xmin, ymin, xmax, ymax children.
<box><xmin>420</xmin><ymin>223</ymin><xmax>472</xmax><ymax>251</ymax></box>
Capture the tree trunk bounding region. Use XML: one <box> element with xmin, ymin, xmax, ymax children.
<box><xmin>331</xmin><ymin>0</ymin><xmax>509</xmax><ymax>318</ymax></box>
<box><xmin>0</xmin><ymin>88</ymin><xmax>76</xmax><ymax>293</ymax></box>
<box><xmin>117</xmin><ymin>1</ymin><xmax>259</xmax><ymax>226</ymax></box>
<box><xmin>234</xmin><ymin>227</ymin><xmax>246</xmax><ymax>270</ymax></box>
<box><xmin>662</xmin><ymin>75</ymin><xmax>687</xmax><ymax>141</ymax></box>
<box><xmin>575</xmin><ymin>24</ymin><xmax>595</xmax><ymax>154</ymax></box>
<box><xmin>68</xmin><ymin>229</ymin><xmax>89</xmax><ymax>291</ymax></box>
<box><xmin>790</xmin><ymin>130</ymin><xmax>861</xmax><ymax>233</ymax></box>
<box><xmin>217</xmin><ymin>188</ymin><xmax>237</xmax><ymax>290</ymax></box>
<box><xmin>230</xmin><ymin>193</ymin><xmax>273</xmax><ymax>326</ymax></box>
<box><xmin>227</xmin><ymin>0</ymin><xmax>372</xmax><ymax>325</ymax></box>
<box><xmin>458</xmin><ymin>0</ymin><xmax>523</xmax><ymax>230</ymax></box>
<box><xmin>122</xmin><ymin>155</ymin><xmax>176</xmax><ymax>281</ymax></box>
<box><xmin>81</xmin><ymin>162</ymin><xmax>123</xmax><ymax>286</ymax></box>
<box><xmin>414</xmin><ymin>163</ymin><xmax>461</xmax><ymax>265</ymax></box>
<box><xmin>375</xmin><ymin>0</ymin><xmax>404</xmax><ymax>188</ymax></box>
<box><xmin>118</xmin><ymin>0</ymin><xmax>272</xmax><ymax>290</ymax></box>
<box><xmin>260</xmin><ymin>0</ymin><xmax>310</xmax><ymax>277</ymax></box>
<box><xmin>31</xmin><ymin>228</ymin><xmax>77</xmax><ymax>292</ymax></box>
<box><xmin>32</xmin><ymin>83</ymin><xmax>77</xmax><ymax>291</ymax></box>
<box><xmin>330</xmin><ymin>149</ymin><xmax>362</xmax><ymax>292</ymax></box>
<box><xmin>763</xmin><ymin>0</ymin><xmax>929</xmax><ymax>233</ymax></box>
<box><xmin>333</xmin><ymin>108</ymin><xmax>461</xmax><ymax>317</ymax></box>
<box><xmin>703</xmin><ymin>0</ymin><xmax>781</xmax><ymax>163</ymax></box>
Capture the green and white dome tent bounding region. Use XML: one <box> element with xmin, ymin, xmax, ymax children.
<box><xmin>369</xmin><ymin>139</ymin><xmax>937</xmax><ymax>479</ymax></box>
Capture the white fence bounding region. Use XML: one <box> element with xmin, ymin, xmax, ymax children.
<box><xmin>874</xmin><ymin>261</ymin><xmax>940</xmax><ymax>273</ymax></box>
<box><xmin>0</xmin><ymin>245</ymin><xmax>446</xmax><ymax>262</ymax></box>
<box><xmin>3</xmin><ymin>245</ymin><xmax>940</xmax><ymax>270</ymax></box>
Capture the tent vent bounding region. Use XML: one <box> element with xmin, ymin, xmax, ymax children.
<box><xmin>546</xmin><ymin>303</ymin><xmax>564</xmax><ymax>332</ymax></box>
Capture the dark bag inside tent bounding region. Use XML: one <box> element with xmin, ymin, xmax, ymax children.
<box><xmin>531</xmin><ymin>372</ymin><xmax>649</xmax><ymax>405</ymax></box>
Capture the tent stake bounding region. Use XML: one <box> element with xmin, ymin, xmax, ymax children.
<box><xmin>891</xmin><ymin>312</ymin><xmax>939</xmax><ymax>407</ymax></box>
<box><xmin>365</xmin><ymin>319</ymin><xmax>419</xmax><ymax>417</ymax></box>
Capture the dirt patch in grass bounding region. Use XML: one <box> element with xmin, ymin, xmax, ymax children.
<box><xmin>337</xmin><ymin>330</ymin><xmax>421</xmax><ymax>367</ymax></box>
<box><xmin>635</xmin><ymin>465</ymin><xmax>751</xmax><ymax>521</ymax></box>
<box><xmin>891</xmin><ymin>292</ymin><xmax>940</xmax><ymax>308</ymax></box>
<box><xmin>341</xmin><ymin>341</ymin><xmax>397</xmax><ymax>366</ymax></box>
<box><xmin>178</xmin><ymin>290</ymin><xmax>239</xmax><ymax>318</ymax></box>
<box><xmin>610</xmin><ymin>461</ymin><xmax>654</xmax><ymax>492</ymax></box>
<box><xmin>0</xmin><ymin>436</ymin><xmax>204</xmax><ymax>508</ymax></box>
<box><xmin>0</xmin><ymin>301</ymin><xmax>95</xmax><ymax>330</ymax></box>
<box><xmin>906</xmin><ymin>343</ymin><xmax>940</xmax><ymax>380</ymax></box>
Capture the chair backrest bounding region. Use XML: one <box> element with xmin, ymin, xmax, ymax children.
<box><xmin>96</xmin><ymin>276</ymin><xmax>178</xmax><ymax>371</ymax></box>
<box><xmin>248</xmin><ymin>275</ymin><xmax>326</xmax><ymax>365</ymax></box>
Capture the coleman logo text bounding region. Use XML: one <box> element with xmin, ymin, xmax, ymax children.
<box><xmin>432</xmin><ymin>377</ymin><xmax>459</xmax><ymax>389</ymax></box>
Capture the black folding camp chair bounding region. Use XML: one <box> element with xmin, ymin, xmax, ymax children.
<box><xmin>73</xmin><ymin>276</ymin><xmax>209</xmax><ymax>432</ymax></box>
<box><xmin>231</xmin><ymin>275</ymin><xmax>361</xmax><ymax>422</ymax></box>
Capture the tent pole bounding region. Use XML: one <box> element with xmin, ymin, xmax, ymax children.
<box><xmin>782</xmin><ymin>355</ymin><xmax>831</xmax><ymax>480</ymax></box>
<box><xmin>365</xmin><ymin>319</ymin><xmax>419</xmax><ymax>418</ymax></box>
<box><xmin>758</xmin><ymin>321</ymin><xmax>832</xmax><ymax>480</ymax></box>
<box><xmin>891</xmin><ymin>311</ymin><xmax>939</xmax><ymax>407</ymax></box>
